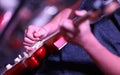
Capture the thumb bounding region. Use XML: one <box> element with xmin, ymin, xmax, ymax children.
<box><xmin>33</xmin><ymin>27</ymin><xmax>48</xmax><ymax>40</ymax></box>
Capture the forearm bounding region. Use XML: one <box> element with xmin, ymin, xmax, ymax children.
<box><xmin>79</xmin><ymin>34</ymin><xmax>120</xmax><ymax>75</ymax></box>
<box><xmin>43</xmin><ymin>22</ymin><xmax>60</xmax><ymax>35</ymax></box>
<box><xmin>43</xmin><ymin>8</ymin><xmax>72</xmax><ymax>35</ymax></box>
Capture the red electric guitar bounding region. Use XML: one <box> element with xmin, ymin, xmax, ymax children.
<box><xmin>2</xmin><ymin>0</ymin><xmax>119</xmax><ymax>75</ymax></box>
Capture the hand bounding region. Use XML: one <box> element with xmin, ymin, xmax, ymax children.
<box><xmin>23</xmin><ymin>8</ymin><xmax>78</xmax><ymax>51</ymax></box>
<box><xmin>23</xmin><ymin>25</ymin><xmax>48</xmax><ymax>51</ymax></box>
<box><xmin>60</xmin><ymin>10</ymin><xmax>92</xmax><ymax>46</ymax></box>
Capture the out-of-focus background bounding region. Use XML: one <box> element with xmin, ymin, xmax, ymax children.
<box><xmin>0</xmin><ymin>0</ymin><xmax>78</xmax><ymax>74</ymax></box>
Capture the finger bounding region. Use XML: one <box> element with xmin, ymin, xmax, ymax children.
<box><xmin>26</xmin><ymin>30</ymin><xmax>36</xmax><ymax>40</ymax></box>
<box><xmin>33</xmin><ymin>27</ymin><xmax>48</xmax><ymax>40</ymax></box>
<box><xmin>23</xmin><ymin>41</ymin><xmax>34</xmax><ymax>47</ymax></box>
<box><xmin>25</xmin><ymin>26</ymin><xmax>39</xmax><ymax>41</ymax></box>
<box><xmin>75</xmin><ymin>10</ymin><xmax>90</xmax><ymax>31</ymax></box>
<box><xmin>24</xmin><ymin>37</ymin><xmax>37</xmax><ymax>45</ymax></box>
<box><xmin>61</xmin><ymin>26</ymin><xmax>74</xmax><ymax>38</ymax></box>
<box><xmin>24</xmin><ymin>46</ymin><xmax>34</xmax><ymax>51</ymax></box>
<box><xmin>61</xmin><ymin>29</ymin><xmax>80</xmax><ymax>45</ymax></box>
<box><xmin>61</xmin><ymin>29</ymin><xmax>75</xmax><ymax>43</ymax></box>
<box><xmin>24</xmin><ymin>29</ymin><xmax>27</xmax><ymax>35</ymax></box>
<box><xmin>61</xmin><ymin>19</ymin><xmax>75</xmax><ymax>32</ymax></box>
<box><xmin>75</xmin><ymin>10</ymin><xmax>87</xmax><ymax>16</ymax></box>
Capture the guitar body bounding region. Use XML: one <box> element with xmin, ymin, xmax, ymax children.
<box><xmin>2</xmin><ymin>34</ymin><xmax>67</xmax><ymax>75</ymax></box>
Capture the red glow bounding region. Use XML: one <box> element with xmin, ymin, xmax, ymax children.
<box><xmin>26</xmin><ymin>56</ymin><xmax>39</xmax><ymax>69</ymax></box>
<box><xmin>34</xmin><ymin>46</ymin><xmax>46</xmax><ymax>61</ymax></box>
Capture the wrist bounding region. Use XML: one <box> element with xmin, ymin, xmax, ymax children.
<box><xmin>78</xmin><ymin>33</ymin><xmax>96</xmax><ymax>48</ymax></box>
<box><xmin>79</xmin><ymin>33</ymin><xmax>104</xmax><ymax>53</ymax></box>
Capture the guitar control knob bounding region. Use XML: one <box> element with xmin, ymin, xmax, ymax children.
<box><xmin>18</xmin><ymin>54</ymin><xmax>22</xmax><ymax>59</ymax></box>
<box><xmin>6</xmin><ymin>64</ymin><xmax>13</xmax><ymax>70</ymax></box>
<box><xmin>14</xmin><ymin>57</ymin><xmax>21</xmax><ymax>63</ymax></box>
<box><xmin>23</xmin><ymin>52</ymin><xmax>29</xmax><ymax>58</ymax></box>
